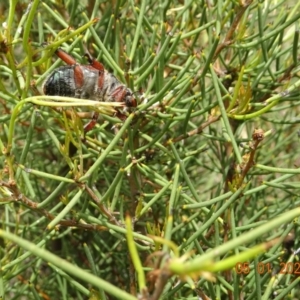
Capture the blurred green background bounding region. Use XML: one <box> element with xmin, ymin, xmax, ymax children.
<box><xmin>0</xmin><ymin>1</ymin><xmax>300</xmax><ymax>299</ymax></box>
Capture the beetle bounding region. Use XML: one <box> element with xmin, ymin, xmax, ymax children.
<box><xmin>43</xmin><ymin>48</ymin><xmax>137</xmax><ymax>132</ymax></box>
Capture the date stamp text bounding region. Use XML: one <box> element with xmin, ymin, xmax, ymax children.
<box><xmin>235</xmin><ymin>262</ymin><xmax>300</xmax><ymax>275</ymax></box>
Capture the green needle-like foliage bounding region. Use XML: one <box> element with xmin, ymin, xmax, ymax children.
<box><xmin>1</xmin><ymin>0</ymin><xmax>300</xmax><ymax>299</ymax></box>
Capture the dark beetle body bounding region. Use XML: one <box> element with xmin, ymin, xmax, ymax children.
<box><xmin>44</xmin><ymin>66</ymin><xmax>78</xmax><ymax>97</ymax></box>
<box><xmin>43</xmin><ymin>49</ymin><xmax>136</xmax><ymax>106</ymax></box>
<box><xmin>43</xmin><ymin>48</ymin><xmax>136</xmax><ymax>131</ymax></box>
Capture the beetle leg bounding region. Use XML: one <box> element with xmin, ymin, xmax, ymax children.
<box><xmin>111</xmin><ymin>86</ymin><xmax>127</xmax><ymax>102</ymax></box>
<box><xmin>73</xmin><ymin>65</ymin><xmax>84</xmax><ymax>92</ymax></box>
<box><xmin>84</xmin><ymin>112</ymin><xmax>99</xmax><ymax>133</ymax></box>
<box><xmin>84</xmin><ymin>53</ymin><xmax>105</xmax><ymax>72</ymax></box>
<box><xmin>54</xmin><ymin>49</ymin><xmax>85</xmax><ymax>90</ymax></box>
<box><xmin>84</xmin><ymin>53</ymin><xmax>105</xmax><ymax>88</ymax></box>
<box><xmin>55</xmin><ymin>48</ymin><xmax>77</xmax><ymax>65</ymax></box>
